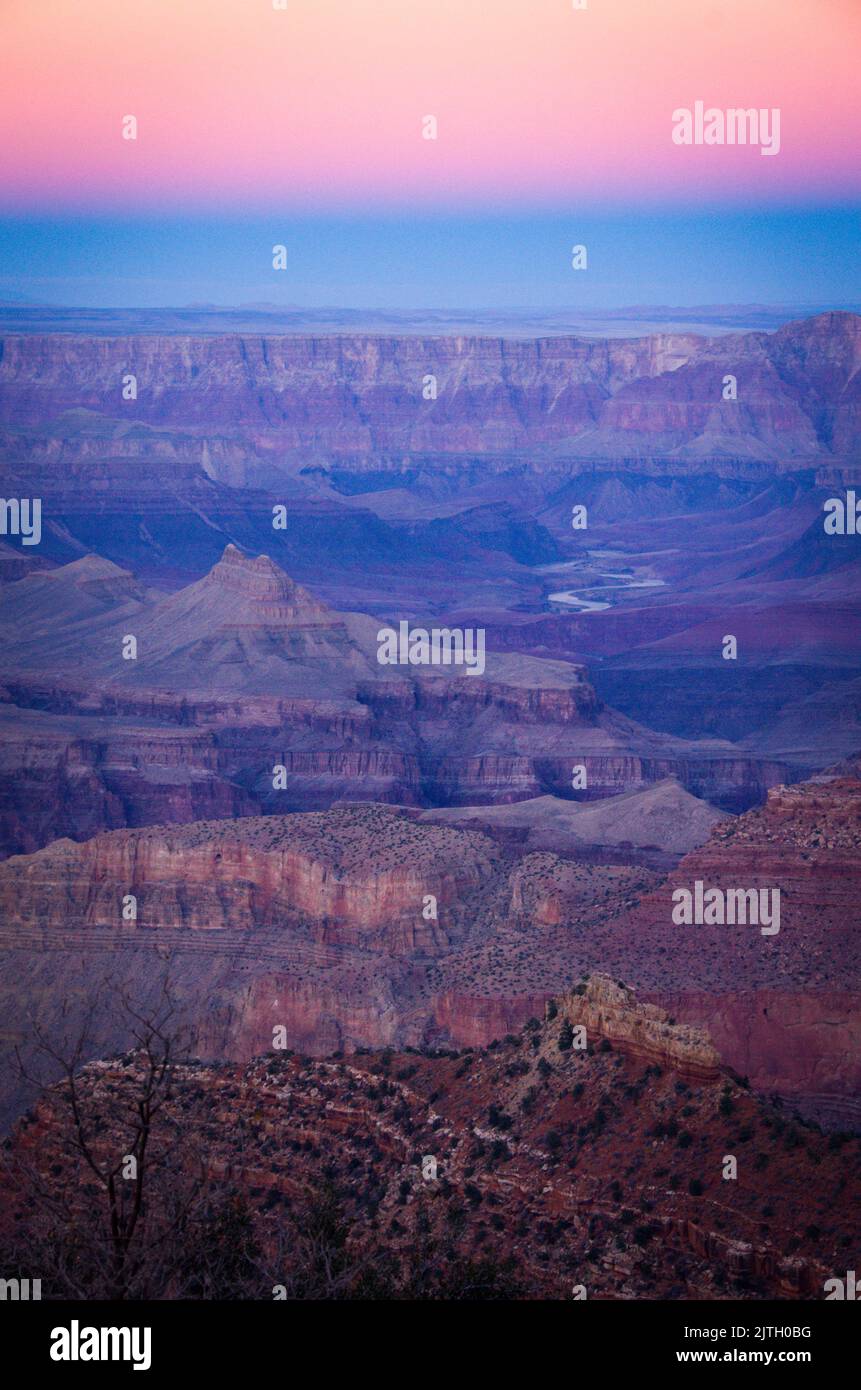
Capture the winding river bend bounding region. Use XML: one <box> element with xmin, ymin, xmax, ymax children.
<box><xmin>538</xmin><ymin>551</ymin><xmax>667</xmax><ymax>612</ymax></box>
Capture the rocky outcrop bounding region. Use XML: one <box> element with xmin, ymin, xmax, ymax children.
<box><xmin>2</xmin><ymin>981</ymin><xmax>856</xmax><ymax>1301</ymax></box>
<box><xmin>557</xmin><ymin>975</ymin><xmax>723</xmax><ymax>1081</ymax></box>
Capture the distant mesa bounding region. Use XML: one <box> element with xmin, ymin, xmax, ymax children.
<box><xmin>422</xmin><ymin>778</ymin><xmax>727</xmax><ymax>857</ymax></box>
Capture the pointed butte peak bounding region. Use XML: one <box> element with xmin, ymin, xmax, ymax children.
<box><xmin>203</xmin><ymin>542</ymin><xmax>333</xmax><ymax>616</ymax></box>
<box><xmin>219</xmin><ymin>543</ymin><xmax>278</xmax><ymax>564</ymax></box>
<box><xmin>214</xmin><ymin>543</ymin><xmax>288</xmax><ymax>577</ymax></box>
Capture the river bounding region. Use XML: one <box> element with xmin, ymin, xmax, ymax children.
<box><xmin>538</xmin><ymin>552</ymin><xmax>667</xmax><ymax>612</ymax></box>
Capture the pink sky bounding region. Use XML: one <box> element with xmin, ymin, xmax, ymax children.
<box><xmin>2</xmin><ymin>0</ymin><xmax>859</xmax><ymax>210</ymax></box>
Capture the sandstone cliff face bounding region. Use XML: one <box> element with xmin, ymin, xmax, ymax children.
<box><xmin>0</xmin><ymin>681</ymin><xmax>777</xmax><ymax>855</ymax></box>
<box><xmin>557</xmin><ymin>975</ymin><xmax>722</xmax><ymax>1081</ymax></box>
<box><xmin>427</xmin><ymin>991</ymin><xmax>547</xmax><ymax>1048</ymax></box>
<box><xmin>3</xmin><ymin>761</ymin><xmax>856</xmax><ymax>1128</ymax></box>
<box><xmin>411</xmin><ymin>668</ymin><xmax>600</xmax><ymax>723</ymax></box>
<box><xmin>421</xmin><ymin>748</ymin><xmax>784</xmax><ymax>811</ymax></box>
<box><xmin>648</xmin><ymin>989</ymin><xmax>861</xmax><ymax>1132</ymax></box>
<box><xmin>1</xmin><ymin>314</ymin><xmax>857</xmax><ymax>466</ymax></box>
<box><xmin>0</xmin><ymin>800</ymin><xmax>663</xmax><ymax>1127</ymax></box>
<box><xmin>0</xmin><ymin>806</ymin><xmax>497</xmax><ymax>953</ymax></box>
<box><xmin>617</xmin><ymin>777</ymin><xmax>861</xmax><ymax>1125</ymax></box>
<box><xmin>0</xmin><ymin>702</ymin><xmax>261</xmax><ymax>856</ymax></box>
<box><xmin>192</xmin><ymin>967</ymin><xmax>407</xmax><ymax>1058</ymax></box>
<box><xmin>1</xmin><ymin>767</ymin><xmax>856</xmax><ymax>1122</ymax></box>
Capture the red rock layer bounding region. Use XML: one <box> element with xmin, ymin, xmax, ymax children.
<box><xmin>616</xmin><ymin>777</ymin><xmax>861</xmax><ymax>1126</ymax></box>
<box><xmin>3</xmin><ymin>977</ymin><xmax>857</xmax><ymax>1300</ymax></box>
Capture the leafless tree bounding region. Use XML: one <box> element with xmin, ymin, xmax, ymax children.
<box><xmin>3</xmin><ymin>973</ymin><xmax>208</xmax><ymax>1298</ymax></box>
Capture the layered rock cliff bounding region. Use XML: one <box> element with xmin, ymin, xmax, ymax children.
<box><xmin>2</xmin><ymin>978</ymin><xmax>856</xmax><ymax>1300</ymax></box>
<box><xmin>0</xmin><ymin>805</ymin><xmax>497</xmax><ymax>953</ymax></box>
<box><xmin>557</xmin><ymin>975</ymin><xmax>722</xmax><ymax>1081</ymax></box>
<box><xmin>1</xmin><ymin>314</ymin><xmax>858</xmax><ymax>468</ymax></box>
<box><xmin>616</xmin><ymin>776</ymin><xmax>861</xmax><ymax>1126</ymax></box>
<box><xmin>0</xmin><ymin>546</ymin><xmax>785</xmax><ymax>856</ymax></box>
<box><xmin>1</xmin><ymin>774</ymin><xmax>858</xmax><ymax>1126</ymax></box>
